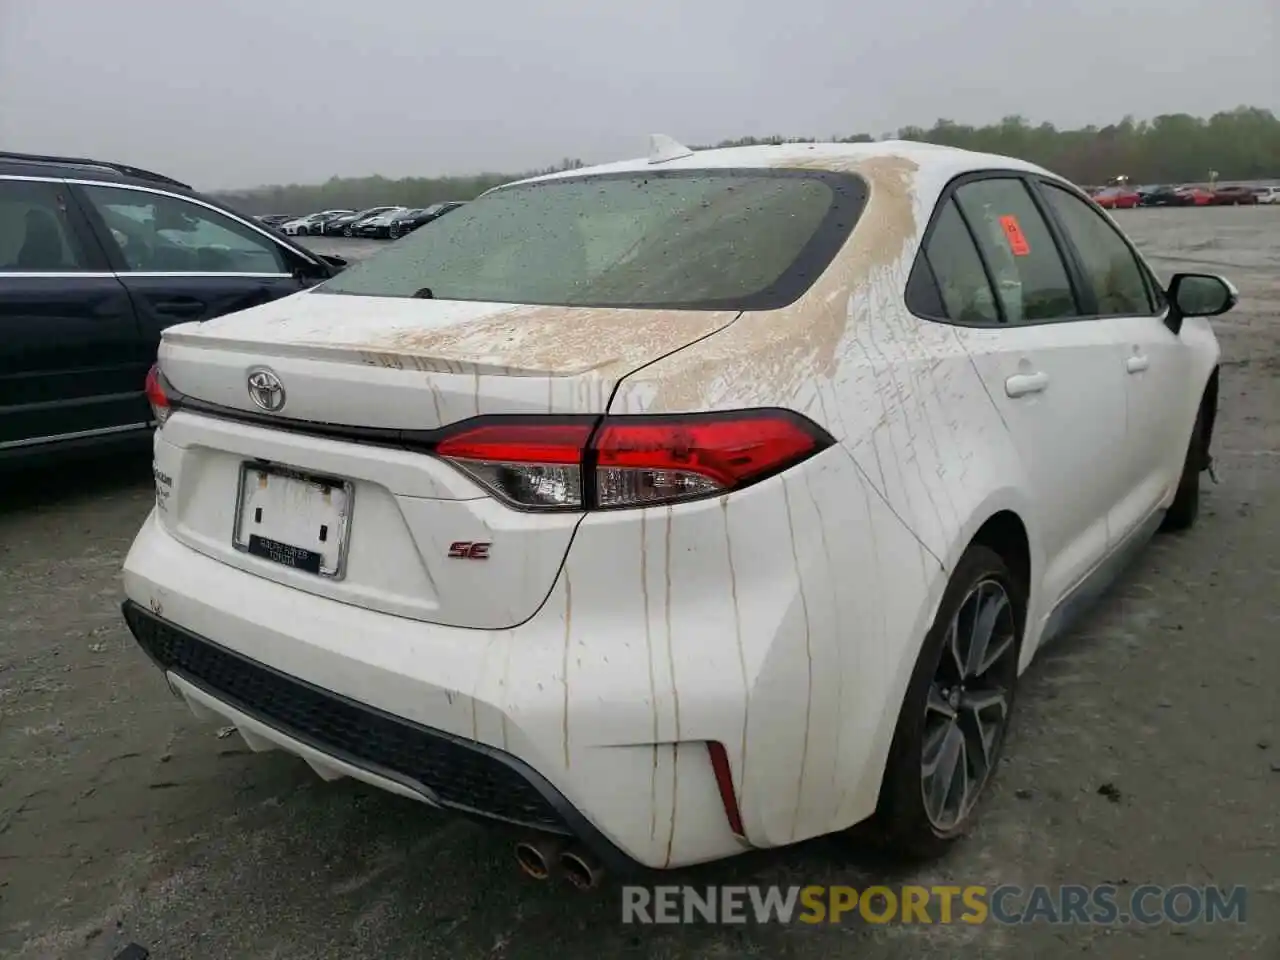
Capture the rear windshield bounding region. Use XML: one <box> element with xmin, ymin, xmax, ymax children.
<box><xmin>315</xmin><ymin>169</ymin><xmax>867</xmax><ymax>310</ymax></box>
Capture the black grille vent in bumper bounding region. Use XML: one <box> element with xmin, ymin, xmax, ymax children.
<box><xmin>121</xmin><ymin>602</ymin><xmax>569</xmax><ymax>834</ymax></box>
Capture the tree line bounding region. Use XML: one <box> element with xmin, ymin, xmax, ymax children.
<box><xmin>216</xmin><ymin>106</ymin><xmax>1279</xmax><ymax>215</ymax></box>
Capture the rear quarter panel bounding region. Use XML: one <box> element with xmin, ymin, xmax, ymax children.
<box><xmin>605</xmin><ymin>154</ymin><xmax>1044</xmax><ymax>842</ymax></box>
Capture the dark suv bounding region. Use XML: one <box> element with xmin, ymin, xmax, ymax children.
<box><xmin>1</xmin><ymin>152</ymin><xmax>346</xmax><ymax>467</ymax></box>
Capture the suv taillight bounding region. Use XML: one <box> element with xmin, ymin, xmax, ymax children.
<box><xmin>434</xmin><ymin>410</ymin><xmax>834</xmax><ymax>511</ymax></box>
<box><xmin>145</xmin><ymin>364</ymin><xmax>172</xmax><ymax>426</ymax></box>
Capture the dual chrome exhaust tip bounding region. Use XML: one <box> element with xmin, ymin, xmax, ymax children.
<box><xmin>515</xmin><ymin>837</ymin><xmax>604</xmax><ymax>890</ymax></box>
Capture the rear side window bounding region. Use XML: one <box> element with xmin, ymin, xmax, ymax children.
<box><xmin>0</xmin><ymin>179</ymin><xmax>89</xmax><ymax>272</ymax></box>
<box><xmin>316</xmin><ymin>170</ymin><xmax>868</xmax><ymax>310</ymax></box>
<box><xmin>954</xmin><ymin>178</ymin><xmax>1079</xmax><ymax>323</ymax></box>
<box><xmin>1038</xmin><ymin>183</ymin><xmax>1155</xmax><ymax>315</ymax></box>
<box><xmin>78</xmin><ymin>184</ymin><xmax>287</xmax><ymax>275</ymax></box>
<box><xmin>919</xmin><ymin>199</ymin><xmax>1000</xmax><ymax>324</ymax></box>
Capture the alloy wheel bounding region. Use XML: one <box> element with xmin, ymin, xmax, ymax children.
<box><xmin>920</xmin><ymin>579</ymin><xmax>1017</xmax><ymax>832</ymax></box>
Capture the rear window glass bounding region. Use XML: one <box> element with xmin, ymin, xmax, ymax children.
<box><xmin>315</xmin><ymin>169</ymin><xmax>867</xmax><ymax>310</ymax></box>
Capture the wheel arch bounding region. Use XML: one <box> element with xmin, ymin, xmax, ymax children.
<box><xmin>862</xmin><ymin>498</ymin><xmax>1036</xmax><ymax>812</ymax></box>
<box><xmin>969</xmin><ymin>510</ymin><xmax>1031</xmax><ymax>599</ymax></box>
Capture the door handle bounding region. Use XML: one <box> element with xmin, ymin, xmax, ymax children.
<box><xmin>153</xmin><ymin>297</ymin><xmax>206</xmax><ymax>318</ymax></box>
<box><xmin>1126</xmin><ymin>354</ymin><xmax>1150</xmax><ymax>373</ymax></box>
<box><xmin>1005</xmin><ymin>371</ymin><xmax>1049</xmax><ymax>397</ymax></box>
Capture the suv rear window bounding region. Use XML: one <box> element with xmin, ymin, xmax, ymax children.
<box><xmin>316</xmin><ymin>169</ymin><xmax>867</xmax><ymax>310</ymax></box>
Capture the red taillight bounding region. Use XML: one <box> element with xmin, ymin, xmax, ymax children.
<box><xmin>145</xmin><ymin>364</ymin><xmax>171</xmax><ymax>426</ymax></box>
<box><xmin>436</xmin><ymin>420</ymin><xmax>595</xmax><ymax>511</ymax></box>
<box><xmin>435</xmin><ymin>422</ymin><xmax>592</xmax><ymax>464</ymax></box>
<box><xmin>433</xmin><ymin>410</ymin><xmax>832</xmax><ymax>511</ymax></box>
<box><xmin>593</xmin><ymin>413</ymin><xmax>826</xmax><ymax>508</ymax></box>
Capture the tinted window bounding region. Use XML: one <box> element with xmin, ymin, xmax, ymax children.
<box><xmin>955</xmin><ymin>178</ymin><xmax>1079</xmax><ymax>323</ymax></box>
<box><xmin>80</xmin><ymin>185</ymin><xmax>287</xmax><ymax>274</ymax></box>
<box><xmin>921</xmin><ymin>199</ymin><xmax>999</xmax><ymax>324</ymax></box>
<box><xmin>0</xmin><ymin>179</ymin><xmax>89</xmax><ymax>272</ymax></box>
<box><xmin>317</xmin><ymin>170</ymin><xmax>865</xmax><ymax>310</ymax></box>
<box><xmin>1039</xmin><ymin>183</ymin><xmax>1154</xmax><ymax>315</ymax></box>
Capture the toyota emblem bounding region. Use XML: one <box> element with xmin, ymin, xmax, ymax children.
<box><xmin>246</xmin><ymin>367</ymin><xmax>286</xmax><ymax>412</ymax></box>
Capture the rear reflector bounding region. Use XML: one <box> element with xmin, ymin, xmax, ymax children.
<box><xmin>434</xmin><ymin>410</ymin><xmax>833</xmax><ymax>511</ymax></box>
<box><xmin>706</xmin><ymin>741</ymin><xmax>746</xmax><ymax>837</ymax></box>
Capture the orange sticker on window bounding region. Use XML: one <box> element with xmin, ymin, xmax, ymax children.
<box><xmin>999</xmin><ymin>215</ymin><xmax>1030</xmax><ymax>256</ymax></box>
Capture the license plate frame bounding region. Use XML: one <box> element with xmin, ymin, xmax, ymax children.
<box><xmin>231</xmin><ymin>462</ymin><xmax>354</xmax><ymax>580</ymax></box>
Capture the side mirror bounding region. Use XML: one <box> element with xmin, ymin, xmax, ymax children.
<box><xmin>288</xmin><ymin>251</ymin><xmax>344</xmax><ymax>282</ymax></box>
<box><xmin>1164</xmin><ymin>272</ymin><xmax>1238</xmax><ymax>334</ymax></box>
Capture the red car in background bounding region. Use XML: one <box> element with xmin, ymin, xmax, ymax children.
<box><xmin>1209</xmin><ymin>185</ymin><xmax>1259</xmax><ymax>205</ymax></box>
<box><xmin>1091</xmin><ymin>186</ymin><xmax>1142</xmax><ymax>209</ymax></box>
<box><xmin>1177</xmin><ymin>186</ymin><xmax>1214</xmax><ymax>206</ymax></box>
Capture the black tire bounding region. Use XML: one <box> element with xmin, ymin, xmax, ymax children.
<box><xmin>343</xmin><ymin>225</ymin><xmax>353</xmax><ymax>237</ymax></box>
<box><xmin>1160</xmin><ymin>405</ymin><xmax>1204</xmax><ymax>532</ymax></box>
<box><xmin>870</xmin><ymin>544</ymin><xmax>1025</xmax><ymax>859</ymax></box>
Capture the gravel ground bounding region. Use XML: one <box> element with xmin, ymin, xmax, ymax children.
<box><xmin>2</xmin><ymin>207</ymin><xmax>1278</xmax><ymax>960</ymax></box>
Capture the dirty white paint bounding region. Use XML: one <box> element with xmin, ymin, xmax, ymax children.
<box><xmin>123</xmin><ymin>140</ymin><xmax>1221</xmax><ymax>869</ymax></box>
<box><xmin>162</xmin><ymin>296</ymin><xmax>739</xmax><ymax>427</ymax></box>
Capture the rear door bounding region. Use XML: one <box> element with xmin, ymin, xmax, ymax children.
<box><xmin>0</xmin><ymin>176</ymin><xmax>144</xmax><ymax>454</ymax></box>
<box><xmin>1034</xmin><ymin>178</ymin><xmax>1189</xmax><ymax>540</ymax></box>
<box><xmin>927</xmin><ymin>175</ymin><xmax>1131</xmax><ymax>610</ymax></box>
<box><xmin>70</xmin><ymin>182</ymin><xmax>318</xmax><ymax>352</ymax></box>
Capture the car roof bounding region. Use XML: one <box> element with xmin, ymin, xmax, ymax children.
<box><xmin>501</xmin><ymin>140</ymin><xmax>1055</xmax><ymax>190</ymax></box>
<box><xmin>0</xmin><ymin>151</ymin><xmax>193</xmax><ymax>192</ymax></box>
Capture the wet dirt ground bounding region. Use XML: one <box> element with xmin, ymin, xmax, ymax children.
<box><xmin>2</xmin><ymin>207</ymin><xmax>1278</xmax><ymax>959</ymax></box>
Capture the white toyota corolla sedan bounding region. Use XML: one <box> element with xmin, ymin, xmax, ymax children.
<box><xmin>122</xmin><ymin>137</ymin><xmax>1235</xmax><ymax>886</ymax></box>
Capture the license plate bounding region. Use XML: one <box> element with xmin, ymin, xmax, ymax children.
<box><xmin>232</xmin><ymin>463</ymin><xmax>353</xmax><ymax>579</ymax></box>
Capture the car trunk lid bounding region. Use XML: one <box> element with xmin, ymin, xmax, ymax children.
<box><xmin>160</xmin><ymin>291</ymin><xmax>738</xmax><ymax>424</ymax></box>
<box><xmin>152</xmin><ymin>291</ymin><xmax>739</xmax><ymax>628</ymax></box>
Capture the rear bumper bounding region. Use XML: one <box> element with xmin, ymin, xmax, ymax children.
<box><xmin>120</xmin><ymin>599</ymin><xmax>639</xmax><ymax>873</ymax></box>
<box><xmin>121</xmin><ymin>511</ymin><xmax>757</xmax><ymax>869</ymax></box>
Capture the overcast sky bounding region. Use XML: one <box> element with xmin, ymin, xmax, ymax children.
<box><xmin>1</xmin><ymin>0</ymin><xmax>1275</xmax><ymax>190</ymax></box>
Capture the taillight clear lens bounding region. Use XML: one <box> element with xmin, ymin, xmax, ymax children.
<box><xmin>145</xmin><ymin>364</ymin><xmax>171</xmax><ymax>426</ymax></box>
<box><xmin>432</xmin><ymin>411</ymin><xmax>833</xmax><ymax>512</ymax></box>
<box><xmin>596</xmin><ymin>467</ymin><xmax>720</xmax><ymax>508</ymax></box>
<box><xmin>449</xmin><ymin>461</ymin><xmax>584</xmax><ymax>509</ymax></box>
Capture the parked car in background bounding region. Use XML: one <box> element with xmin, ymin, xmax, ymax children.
<box><xmin>1255</xmin><ymin>186</ymin><xmax>1280</xmax><ymax>205</ymax></box>
<box><xmin>384</xmin><ymin>207</ymin><xmax>430</xmax><ymax>239</ymax></box>
<box><xmin>353</xmin><ymin>206</ymin><xmax>412</xmax><ymax>239</ymax></box>
<box><xmin>1139</xmin><ymin>185</ymin><xmax>1191</xmax><ymax>207</ymax></box>
<box><xmin>0</xmin><ymin>151</ymin><xmax>346</xmax><ymax>467</ymax></box>
<box><xmin>387</xmin><ymin>201</ymin><xmax>468</xmax><ymax>238</ymax></box>
<box><xmin>322</xmin><ymin>206</ymin><xmax>399</xmax><ymax>237</ymax></box>
<box><xmin>1176</xmin><ymin>186</ymin><xmax>1214</xmax><ymax>206</ymax></box>
<box><xmin>123</xmin><ymin>138</ymin><xmax>1232</xmax><ymax>878</ymax></box>
<box><xmin>1092</xmin><ymin>186</ymin><xmax>1142</xmax><ymax>209</ymax></box>
<box><xmin>255</xmin><ymin>214</ymin><xmax>294</xmax><ymax>228</ymax></box>
<box><xmin>282</xmin><ymin>210</ymin><xmax>353</xmax><ymax>236</ymax></box>
<box><xmin>1210</xmin><ymin>185</ymin><xmax>1258</xmax><ymax>206</ymax></box>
